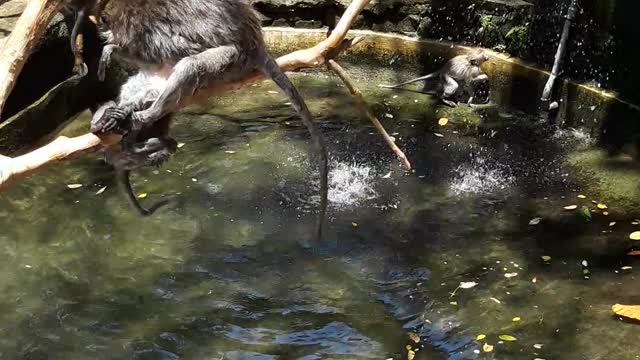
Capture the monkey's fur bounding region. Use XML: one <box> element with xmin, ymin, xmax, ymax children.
<box><xmin>91</xmin><ymin>73</ymin><xmax>176</xmax><ymax>216</ymax></box>
<box><xmin>65</xmin><ymin>0</ymin><xmax>328</xmax><ymax>238</ymax></box>
<box><xmin>379</xmin><ymin>50</ymin><xmax>490</xmax><ymax>106</ymax></box>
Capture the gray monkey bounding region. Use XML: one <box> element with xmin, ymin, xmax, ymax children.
<box><xmin>379</xmin><ymin>50</ymin><xmax>490</xmax><ymax>106</ymax></box>
<box><xmin>65</xmin><ymin>0</ymin><xmax>328</xmax><ymax>238</ymax></box>
<box><xmin>91</xmin><ymin>73</ymin><xmax>177</xmax><ymax>216</ymax></box>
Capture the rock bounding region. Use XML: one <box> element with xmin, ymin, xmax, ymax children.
<box><xmin>398</xmin><ymin>14</ymin><xmax>421</xmax><ymax>33</ymax></box>
<box><xmin>294</xmin><ymin>19</ymin><xmax>322</xmax><ymax>28</ymax></box>
<box><xmin>272</xmin><ymin>18</ymin><xmax>290</xmax><ymax>27</ymax></box>
<box><xmin>372</xmin><ymin>21</ymin><xmax>397</xmax><ymax>33</ymax></box>
<box><xmin>416</xmin><ymin>16</ymin><xmax>433</xmax><ymax>37</ymax></box>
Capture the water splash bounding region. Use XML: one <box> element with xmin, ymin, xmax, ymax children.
<box><xmin>449</xmin><ymin>152</ymin><xmax>514</xmax><ymax>195</ymax></box>
<box><xmin>552</xmin><ymin>127</ymin><xmax>595</xmax><ymax>148</ymax></box>
<box><xmin>328</xmin><ymin>161</ymin><xmax>378</xmax><ymax>208</ymax></box>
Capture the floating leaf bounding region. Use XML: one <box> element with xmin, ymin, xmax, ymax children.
<box><xmin>512</xmin><ymin>317</ymin><xmax>521</xmax><ymax>322</ymax></box>
<box><xmin>490</xmin><ymin>297</ymin><xmax>502</xmax><ymax>304</ymax></box>
<box><xmin>95</xmin><ymin>186</ymin><xmax>107</xmax><ymax>195</ymax></box>
<box><xmin>529</xmin><ymin>217</ymin><xmax>542</xmax><ymax>226</ymax></box>
<box><xmin>581</xmin><ymin>260</ymin><xmax>589</xmax><ymax>267</ymax></box>
<box><xmin>564</xmin><ymin>205</ymin><xmax>578</xmax><ymax>210</ymax></box>
<box><xmin>67</xmin><ymin>184</ymin><xmax>83</xmax><ymax>189</ymax></box>
<box><xmin>609</xmin><ymin>222</ymin><xmax>617</xmax><ymax>227</ymax></box>
<box><xmin>438</xmin><ymin>117</ymin><xmax>449</xmax><ymax>126</ymax></box>
<box><xmin>621</xmin><ymin>266</ymin><xmax>632</xmax><ymax>270</ymax></box>
<box><xmin>482</xmin><ymin>343</ymin><xmax>494</xmax><ymax>352</ymax></box>
<box><xmin>498</xmin><ymin>335</ymin><xmax>517</xmax><ymax>341</ymax></box>
<box><xmin>382</xmin><ymin>171</ymin><xmax>392</xmax><ymax>179</ymax></box>
<box><xmin>352</xmin><ymin>222</ymin><xmax>359</xmax><ymax>228</ymax></box>
<box><xmin>459</xmin><ymin>281</ymin><xmax>478</xmax><ymax>289</ymax></box>
<box><xmin>541</xmin><ymin>255</ymin><xmax>551</xmax><ymax>262</ymax></box>
<box><xmin>627</xmin><ymin>250</ymin><xmax>640</xmax><ymax>256</ymax></box>
<box><xmin>450</xmin><ymin>301</ymin><xmax>458</xmax><ymax>306</ymax></box>
<box><xmin>225</xmin><ymin>150</ymin><xmax>236</xmax><ymax>154</ymax></box>
<box><xmin>533</xmin><ymin>344</ymin><xmax>544</xmax><ymax>349</ymax></box>
<box><xmin>597</xmin><ymin>203</ymin><xmax>608</xmax><ymax>210</ymax></box>
<box><xmin>476</xmin><ymin>334</ymin><xmax>486</xmax><ymax>341</ymax></box>
<box><xmin>630</xmin><ymin>232</ymin><xmax>640</xmax><ymax>241</ymax></box>
<box><xmin>137</xmin><ymin>193</ymin><xmax>148</xmax><ymax>199</ymax></box>
<box><xmin>407</xmin><ymin>332</ymin><xmax>420</xmax><ymax>343</ymax></box>
<box><xmin>434</xmin><ymin>133</ymin><xmax>444</xmax><ymax>138</ymax></box>
<box><xmin>177</xmin><ymin>143</ymin><xmax>185</xmax><ymax>148</ymax></box>
<box><xmin>504</xmin><ymin>272</ymin><xmax>518</xmax><ymax>278</ymax></box>
<box><xmin>407</xmin><ymin>349</ymin><xmax>415</xmax><ymax>360</ymax></box>
<box><xmin>612</xmin><ymin>304</ymin><xmax>640</xmax><ymax>321</ymax></box>
<box><xmin>632</xmin><ymin>221</ymin><xmax>640</xmax><ymax>225</ymax></box>
<box><xmin>577</xmin><ymin>194</ymin><xmax>586</xmax><ymax>199</ymax></box>
<box><xmin>603</xmin><ymin>211</ymin><xmax>610</xmax><ymax>216</ymax></box>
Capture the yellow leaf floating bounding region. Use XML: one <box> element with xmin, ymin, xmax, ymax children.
<box><xmin>563</xmin><ymin>205</ymin><xmax>578</xmax><ymax>210</ymax></box>
<box><xmin>137</xmin><ymin>193</ymin><xmax>148</xmax><ymax>199</ymax></box>
<box><xmin>438</xmin><ymin>117</ymin><xmax>449</xmax><ymax>126</ymax></box>
<box><xmin>597</xmin><ymin>203</ymin><xmax>608</xmax><ymax>210</ymax></box>
<box><xmin>450</xmin><ymin>301</ymin><xmax>458</xmax><ymax>306</ymax></box>
<box><xmin>67</xmin><ymin>184</ymin><xmax>83</xmax><ymax>189</ymax></box>
<box><xmin>499</xmin><ymin>334</ymin><xmax>517</xmax><ymax>341</ymax></box>
<box><xmin>482</xmin><ymin>343</ymin><xmax>494</xmax><ymax>352</ymax></box>
<box><xmin>512</xmin><ymin>317</ymin><xmax>521</xmax><ymax>322</ymax></box>
<box><xmin>476</xmin><ymin>334</ymin><xmax>486</xmax><ymax>341</ymax></box>
<box><xmin>630</xmin><ymin>232</ymin><xmax>640</xmax><ymax>241</ymax></box>
<box><xmin>541</xmin><ymin>255</ymin><xmax>552</xmax><ymax>262</ymax></box>
<box><xmin>577</xmin><ymin>194</ymin><xmax>587</xmax><ymax>199</ymax></box>
<box><xmin>612</xmin><ymin>304</ymin><xmax>640</xmax><ymax>321</ymax></box>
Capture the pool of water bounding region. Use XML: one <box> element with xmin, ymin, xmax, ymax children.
<box><xmin>1</xmin><ymin>65</ymin><xmax>640</xmax><ymax>360</ymax></box>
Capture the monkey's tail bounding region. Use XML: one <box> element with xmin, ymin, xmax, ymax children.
<box><xmin>378</xmin><ymin>72</ymin><xmax>437</xmax><ymax>89</ymax></box>
<box><xmin>70</xmin><ymin>8</ymin><xmax>88</xmax><ymax>79</ymax></box>
<box><xmin>117</xmin><ymin>169</ymin><xmax>169</xmax><ymax>217</ymax></box>
<box><xmin>261</xmin><ymin>54</ymin><xmax>328</xmax><ymax>241</ymax></box>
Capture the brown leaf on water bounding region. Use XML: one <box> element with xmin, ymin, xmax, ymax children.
<box><xmin>482</xmin><ymin>343</ymin><xmax>494</xmax><ymax>352</ymax></box>
<box><xmin>408</xmin><ymin>332</ymin><xmax>420</xmax><ymax>343</ymax></box>
<box><xmin>612</xmin><ymin>304</ymin><xmax>640</xmax><ymax>321</ymax></box>
<box><xmin>438</xmin><ymin>117</ymin><xmax>449</xmax><ymax>126</ymax></box>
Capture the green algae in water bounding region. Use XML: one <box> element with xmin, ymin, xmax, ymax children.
<box><xmin>0</xmin><ymin>66</ymin><xmax>639</xmax><ymax>359</ymax></box>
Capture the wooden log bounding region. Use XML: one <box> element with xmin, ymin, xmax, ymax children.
<box><xmin>0</xmin><ymin>0</ymin><xmax>372</xmax><ymax>189</ymax></box>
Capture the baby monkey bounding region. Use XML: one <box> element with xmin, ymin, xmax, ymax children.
<box><xmin>379</xmin><ymin>50</ymin><xmax>490</xmax><ymax>106</ymax></box>
<box><xmin>91</xmin><ymin>73</ymin><xmax>177</xmax><ymax>216</ymax></box>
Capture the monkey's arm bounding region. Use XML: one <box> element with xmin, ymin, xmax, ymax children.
<box><xmin>130</xmin><ymin>46</ymin><xmax>239</xmax><ymax>130</ymax></box>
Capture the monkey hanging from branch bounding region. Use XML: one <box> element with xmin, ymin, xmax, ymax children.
<box><xmin>379</xmin><ymin>49</ymin><xmax>491</xmax><ymax>107</ymax></box>
<box><xmin>65</xmin><ymin>0</ymin><xmax>329</xmax><ymax>239</ymax></box>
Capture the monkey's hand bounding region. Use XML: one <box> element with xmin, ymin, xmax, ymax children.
<box><xmin>108</xmin><ymin>138</ymin><xmax>177</xmax><ymax>170</ymax></box>
<box><xmin>90</xmin><ymin>106</ymin><xmax>132</xmax><ymax>135</ymax></box>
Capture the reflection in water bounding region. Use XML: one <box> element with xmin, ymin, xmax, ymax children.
<box><xmin>0</xmin><ymin>70</ymin><xmax>639</xmax><ymax>360</ymax></box>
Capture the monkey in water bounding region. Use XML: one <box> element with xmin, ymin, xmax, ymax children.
<box><xmin>66</xmin><ymin>0</ymin><xmax>328</xmax><ymax>238</ymax></box>
<box><xmin>91</xmin><ymin>73</ymin><xmax>177</xmax><ymax>216</ymax></box>
<box><xmin>379</xmin><ymin>50</ymin><xmax>490</xmax><ymax>107</ymax></box>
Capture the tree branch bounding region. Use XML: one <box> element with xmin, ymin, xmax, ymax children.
<box><xmin>0</xmin><ymin>0</ymin><xmax>372</xmax><ymax>189</ymax></box>
<box><xmin>0</xmin><ymin>0</ymin><xmax>64</xmax><ymax>118</ymax></box>
<box><xmin>326</xmin><ymin>59</ymin><xmax>412</xmax><ymax>171</ymax></box>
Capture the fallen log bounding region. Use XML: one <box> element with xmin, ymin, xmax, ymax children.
<box><xmin>0</xmin><ymin>0</ymin><xmax>372</xmax><ymax>189</ymax></box>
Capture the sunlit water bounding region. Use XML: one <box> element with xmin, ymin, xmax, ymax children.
<box><xmin>1</xmin><ymin>68</ymin><xmax>640</xmax><ymax>360</ymax></box>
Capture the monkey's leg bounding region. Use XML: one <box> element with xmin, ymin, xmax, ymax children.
<box><xmin>441</xmin><ymin>74</ymin><xmax>459</xmax><ymax>107</ymax></box>
<box><xmin>90</xmin><ymin>101</ymin><xmax>132</xmax><ymax>134</ymax></box>
<box><xmin>98</xmin><ymin>44</ymin><xmax>121</xmax><ymax>82</ymax></box>
<box><xmin>130</xmin><ymin>46</ymin><xmax>239</xmax><ymax>131</ymax></box>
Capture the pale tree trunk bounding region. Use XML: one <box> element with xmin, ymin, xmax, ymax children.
<box><xmin>0</xmin><ymin>0</ymin><xmax>64</xmax><ymax>118</ymax></box>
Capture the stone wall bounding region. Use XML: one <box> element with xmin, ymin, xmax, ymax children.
<box><xmin>250</xmin><ymin>0</ymin><xmax>639</xmax><ymax>105</ymax></box>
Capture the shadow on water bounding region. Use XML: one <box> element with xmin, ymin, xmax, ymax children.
<box><xmin>1</xmin><ymin>67</ymin><xmax>640</xmax><ymax>360</ymax></box>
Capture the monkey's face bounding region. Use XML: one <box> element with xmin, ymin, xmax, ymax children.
<box><xmin>469</xmin><ymin>51</ymin><xmax>490</xmax><ymax>67</ymax></box>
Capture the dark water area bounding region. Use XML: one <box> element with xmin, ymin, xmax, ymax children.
<box><xmin>0</xmin><ymin>66</ymin><xmax>639</xmax><ymax>360</ymax></box>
